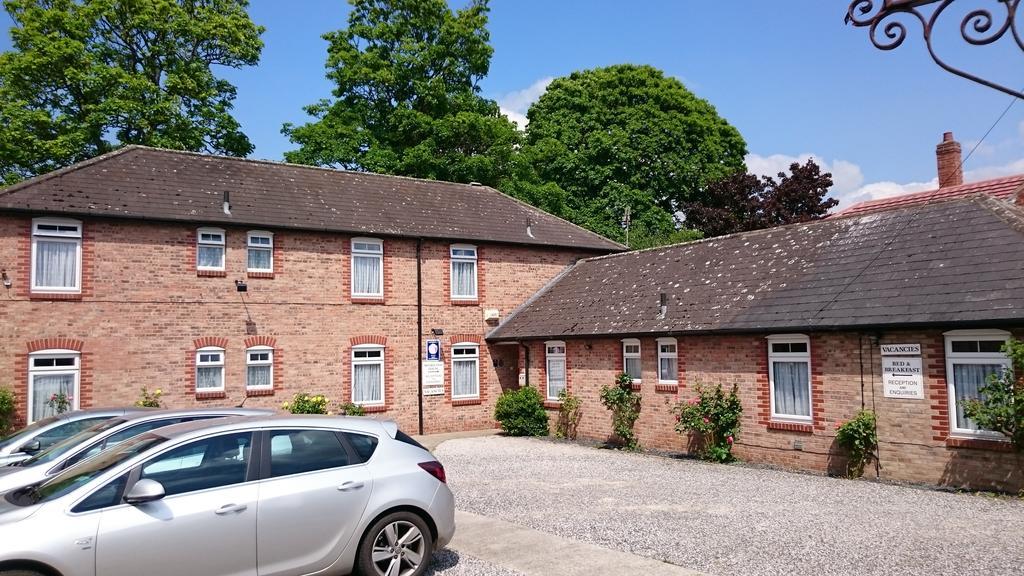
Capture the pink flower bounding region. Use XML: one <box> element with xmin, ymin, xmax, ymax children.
<box><xmin>727</xmin><ymin>436</ymin><xmax>734</xmax><ymax>445</ymax></box>
<box><xmin>675</xmin><ymin>415</ymin><xmax>681</xmax><ymax>422</ymax></box>
<box><xmin>688</xmin><ymin>397</ymin><xmax>699</xmax><ymax>405</ymax></box>
<box><xmin>702</xmin><ymin>417</ymin><xmax>710</xmax><ymax>424</ymax></box>
<box><xmin>834</xmin><ymin>421</ymin><xmax>843</xmax><ymax>430</ymax></box>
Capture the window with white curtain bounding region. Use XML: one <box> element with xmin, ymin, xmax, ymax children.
<box><xmin>450</xmin><ymin>244</ymin><xmax>477</xmax><ymax>300</ymax></box>
<box><xmin>31</xmin><ymin>218</ymin><xmax>82</xmax><ymax>292</ymax></box>
<box><xmin>28</xmin><ymin>350</ymin><xmax>80</xmax><ymax>423</ymax></box>
<box><xmin>351</xmin><ymin>238</ymin><xmax>383</xmax><ymax>298</ymax></box>
<box><xmin>622</xmin><ymin>339</ymin><xmax>641</xmax><ymax>383</ymax></box>
<box><xmin>452</xmin><ymin>343</ymin><xmax>479</xmax><ymax>398</ymax></box>
<box><xmin>545</xmin><ymin>341</ymin><xmax>566</xmax><ymax>400</ymax></box>
<box><xmin>657</xmin><ymin>337</ymin><xmax>678</xmax><ymax>384</ymax></box>
<box><xmin>352</xmin><ymin>345</ymin><xmax>384</xmax><ymax>405</ymax></box>
<box><xmin>246</xmin><ymin>347</ymin><xmax>273</xmax><ymax>390</ymax></box>
<box><xmin>767</xmin><ymin>335</ymin><xmax>811</xmax><ymax>422</ymax></box>
<box><xmin>197</xmin><ymin>228</ymin><xmax>225</xmax><ymax>271</ymax></box>
<box><xmin>196</xmin><ymin>347</ymin><xmax>225</xmax><ymax>393</ymax></box>
<box><xmin>247</xmin><ymin>231</ymin><xmax>273</xmax><ymax>273</ymax></box>
<box><xmin>945</xmin><ymin>329</ymin><xmax>1010</xmax><ymax>438</ymax></box>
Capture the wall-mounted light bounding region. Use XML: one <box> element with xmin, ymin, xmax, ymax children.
<box><xmin>431</xmin><ymin>328</ymin><xmax>444</xmax><ymax>336</ymax></box>
<box><xmin>1</xmin><ymin>269</ymin><xmax>10</xmax><ymax>289</ymax></box>
<box><xmin>234</xmin><ymin>280</ymin><xmax>248</xmax><ymax>293</ymax></box>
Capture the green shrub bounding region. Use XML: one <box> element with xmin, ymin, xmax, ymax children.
<box><xmin>0</xmin><ymin>388</ymin><xmax>16</xmax><ymax>436</ymax></box>
<box><xmin>336</xmin><ymin>402</ymin><xmax>366</xmax><ymax>416</ymax></box>
<box><xmin>964</xmin><ymin>338</ymin><xmax>1024</xmax><ymax>450</ymax></box>
<box><xmin>673</xmin><ymin>382</ymin><xmax>742</xmax><ymax>463</ymax></box>
<box><xmin>599</xmin><ymin>373</ymin><xmax>642</xmax><ymax>451</ymax></box>
<box><xmin>555</xmin><ymin>389</ymin><xmax>582</xmax><ymax>440</ymax></box>
<box><xmin>494</xmin><ymin>387</ymin><xmax>549</xmax><ymax>436</ymax></box>
<box><xmin>834</xmin><ymin>410</ymin><xmax>878</xmax><ymax>477</ymax></box>
<box><xmin>135</xmin><ymin>387</ymin><xmax>163</xmax><ymax>408</ymax></box>
<box><xmin>283</xmin><ymin>393</ymin><xmax>329</xmax><ymax>414</ymax></box>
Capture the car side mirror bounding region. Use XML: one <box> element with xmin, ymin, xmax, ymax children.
<box><xmin>23</xmin><ymin>440</ymin><xmax>40</xmax><ymax>453</ymax></box>
<box><xmin>124</xmin><ymin>479</ymin><xmax>165</xmax><ymax>505</ymax></box>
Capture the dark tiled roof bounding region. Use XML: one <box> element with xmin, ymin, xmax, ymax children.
<box><xmin>835</xmin><ymin>174</ymin><xmax>1024</xmax><ymax>217</ymax></box>
<box><xmin>488</xmin><ymin>195</ymin><xmax>1024</xmax><ymax>340</ymax></box>
<box><xmin>0</xmin><ymin>146</ymin><xmax>623</xmax><ymax>252</ymax></box>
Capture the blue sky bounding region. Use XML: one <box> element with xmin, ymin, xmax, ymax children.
<box><xmin>3</xmin><ymin>1</ymin><xmax>1023</xmax><ymax>207</ymax></box>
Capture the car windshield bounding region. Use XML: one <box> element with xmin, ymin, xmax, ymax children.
<box><xmin>7</xmin><ymin>432</ymin><xmax>168</xmax><ymax>507</ymax></box>
<box><xmin>0</xmin><ymin>415</ymin><xmax>62</xmax><ymax>450</ymax></box>
<box><xmin>20</xmin><ymin>418</ymin><xmax>128</xmax><ymax>466</ymax></box>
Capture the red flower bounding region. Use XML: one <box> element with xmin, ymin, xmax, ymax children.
<box><xmin>835</xmin><ymin>421</ymin><xmax>843</xmax><ymax>430</ymax></box>
<box><xmin>727</xmin><ymin>436</ymin><xmax>734</xmax><ymax>445</ymax></box>
<box><xmin>702</xmin><ymin>417</ymin><xmax>710</xmax><ymax>424</ymax></box>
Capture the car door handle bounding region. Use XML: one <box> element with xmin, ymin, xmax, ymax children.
<box><xmin>214</xmin><ymin>503</ymin><xmax>248</xmax><ymax>515</ymax></box>
<box><xmin>337</xmin><ymin>481</ymin><xmax>364</xmax><ymax>491</ymax></box>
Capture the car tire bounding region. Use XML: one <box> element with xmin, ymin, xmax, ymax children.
<box><xmin>356</xmin><ymin>511</ymin><xmax>434</xmax><ymax>576</ymax></box>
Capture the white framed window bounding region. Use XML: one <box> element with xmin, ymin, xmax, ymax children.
<box><xmin>31</xmin><ymin>218</ymin><xmax>82</xmax><ymax>292</ymax></box>
<box><xmin>247</xmin><ymin>231</ymin><xmax>273</xmax><ymax>273</ymax></box>
<box><xmin>450</xmin><ymin>244</ymin><xmax>478</xmax><ymax>300</ymax></box>
<box><xmin>622</xmin><ymin>339</ymin><xmax>641</xmax><ymax>383</ymax></box>
<box><xmin>351</xmin><ymin>238</ymin><xmax>383</xmax><ymax>298</ymax></box>
<box><xmin>197</xmin><ymin>227</ymin><xmax>225</xmax><ymax>271</ymax></box>
<box><xmin>246</xmin><ymin>346</ymin><xmax>273</xmax><ymax>391</ymax></box>
<box><xmin>196</xmin><ymin>346</ymin><xmax>225</xmax><ymax>393</ymax></box>
<box><xmin>545</xmin><ymin>341</ymin><xmax>567</xmax><ymax>400</ymax></box>
<box><xmin>352</xmin><ymin>344</ymin><xmax>385</xmax><ymax>405</ymax></box>
<box><xmin>945</xmin><ymin>329</ymin><xmax>1011</xmax><ymax>438</ymax></box>
<box><xmin>767</xmin><ymin>334</ymin><xmax>811</xmax><ymax>422</ymax></box>
<box><xmin>452</xmin><ymin>343</ymin><xmax>480</xmax><ymax>399</ymax></box>
<box><xmin>28</xmin><ymin>350</ymin><xmax>80</xmax><ymax>423</ymax></box>
<box><xmin>657</xmin><ymin>337</ymin><xmax>678</xmax><ymax>384</ymax></box>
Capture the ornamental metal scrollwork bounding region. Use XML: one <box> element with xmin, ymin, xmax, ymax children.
<box><xmin>845</xmin><ymin>0</ymin><xmax>1023</xmax><ymax>99</ymax></box>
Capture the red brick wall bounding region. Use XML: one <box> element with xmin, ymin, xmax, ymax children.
<box><xmin>0</xmin><ymin>214</ymin><xmax>592</xmax><ymax>433</ymax></box>
<box><xmin>524</xmin><ymin>330</ymin><xmax>1024</xmax><ymax>492</ymax></box>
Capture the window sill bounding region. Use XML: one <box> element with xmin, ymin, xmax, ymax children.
<box><xmin>247</xmin><ymin>271</ymin><xmax>274</xmax><ymax>279</ymax></box>
<box><xmin>655</xmin><ymin>384</ymin><xmax>679</xmax><ymax>393</ymax></box>
<box><xmin>629</xmin><ymin>383</ymin><xmax>642</xmax><ymax>391</ymax></box>
<box><xmin>451</xmin><ymin>299</ymin><xmax>479</xmax><ymax>306</ymax></box>
<box><xmin>245</xmin><ymin>388</ymin><xmax>274</xmax><ymax>397</ymax></box>
<box><xmin>767</xmin><ymin>421</ymin><xmax>813</xmax><ymax>434</ymax></box>
<box><xmin>359</xmin><ymin>404</ymin><xmax>388</xmax><ymax>414</ymax></box>
<box><xmin>946</xmin><ymin>437</ymin><xmax>1013</xmax><ymax>452</ymax></box>
<box><xmin>452</xmin><ymin>398</ymin><xmax>482</xmax><ymax>407</ymax></box>
<box><xmin>197</xmin><ymin>270</ymin><xmax>227</xmax><ymax>277</ymax></box>
<box><xmin>196</xmin><ymin>391</ymin><xmax>227</xmax><ymax>400</ymax></box>
<box><xmin>30</xmin><ymin>292</ymin><xmax>82</xmax><ymax>301</ymax></box>
<box><xmin>543</xmin><ymin>400</ymin><xmax>562</xmax><ymax>410</ymax></box>
<box><xmin>351</xmin><ymin>297</ymin><xmax>385</xmax><ymax>305</ymax></box>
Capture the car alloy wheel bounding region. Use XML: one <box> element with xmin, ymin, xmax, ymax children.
<box><xmin>360</xmin><ymin>512</ymin><xmax>433</xmax><ymax>576</ymax></box>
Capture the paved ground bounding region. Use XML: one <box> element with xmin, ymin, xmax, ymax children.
<box><xmin>435</xmin><ymin>435</ymin><xmax>1024</xmax><ymax>576</ymax></box>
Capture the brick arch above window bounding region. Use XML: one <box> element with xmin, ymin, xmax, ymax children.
<box><xmin>193</xmin><ymin>336</ymin><xmax>229</xmax><ymax>350</ymax></box>
<box><xmin>350</xmin><ymin>335</ymin><xmax>387</xmax><ymax>347</ymax></box>
<box><xmin>27</xmin><ymin>338</ymin><xmax>84</xmax><ymax>353</ymax></box>
<box><xmin>244</xmin><ymin>335</ymin><xmax>277</xmax><ymax>349</ymax></box>
<box><xmin>447</xmin><ymin>334</ymin><xmax>481</xmax><ymax>345</ymax></box>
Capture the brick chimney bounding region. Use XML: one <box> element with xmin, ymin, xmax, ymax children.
<box><xmin>936</xmin><ymin>131</ymin><xmax>963</xmax><ymax>188</ymax></box>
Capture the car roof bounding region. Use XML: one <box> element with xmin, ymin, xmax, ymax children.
<box><xmin>149</xmin><ymin>414</ymin><xmax>397</xmax><ymax>442</ymax></box>
<box><xmin>114</xmin><ymin>407</ymin><xmax>275</xmax><ymax>425</ymax></box>
<box><xmin>55</xmin><ymin>407</ymin><xmax>155</xmax><ymax>420</ymax></box>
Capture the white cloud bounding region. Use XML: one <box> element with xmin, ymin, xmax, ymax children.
<box><xmin>497</xmin><ymin>77</ymin><xmax>553</xmax><ymax>131</ymax></box>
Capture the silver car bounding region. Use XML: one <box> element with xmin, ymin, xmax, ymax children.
<box><xmin>0</xmin><ymin>415</ymin><xmax>455</xmax><ymax>576</ymax></box>
<box><xmin>0</xmin><ymin>407</ymin><xmax>273</xmax><ymax>493</ymax></box>
<box><xmin>0</xmin><ymin>408</ymin><xmax>150</xmax><ymax>467</ymax></box>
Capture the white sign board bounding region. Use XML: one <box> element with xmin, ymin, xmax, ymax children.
<box><xmin>882</xmin><ymin>355</ymin><xmax>924</xmax><ymax>399</ymax></box>
<box><xmin>422</xmin><ymin>361</ymin><xmax>445</xmax><ymax>396</ymax></box>
<box><xmin>880</xmin><ymin>343</ymin><xmax>922</xmax><ymax>356</ymax></box>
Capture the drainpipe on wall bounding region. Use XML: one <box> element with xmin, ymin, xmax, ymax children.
<box><xmin>520</xmin><ymin>342</ymin><xmax>530</xmax><ymax>388</ymax></box>
<box><xmin>416</xmin><ymin>238</ymin><xmax>424</xmax><ymax>435</ymax></box>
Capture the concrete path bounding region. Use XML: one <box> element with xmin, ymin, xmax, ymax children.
<box><xmin>413</xmin><ymin>428</ymin><xmax>502</xmax><ymax>451</ymax></box>
<box><xmin>448</xmin><ymin>510</ymin><xmax>704</xmax><ymax>576</ymax></box>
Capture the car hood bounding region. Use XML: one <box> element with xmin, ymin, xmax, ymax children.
<box><xmin>0</xmin><ymin>495</ymin><xmax>40</xmax><ymax>525</ymax></box>
<box><xmin>0</xmin><ymin>468</ymin><xmax>39</xmax><ymax>493</ymax></box>
<box><xmin>0</xmin><ymin>465</ymin><xmax>20</xmax><ymax>477</ymax></box>
<box><xmin>0</xmin><ymin>454</ymin><xmax>26</xmax><ymax>467</ymax></box>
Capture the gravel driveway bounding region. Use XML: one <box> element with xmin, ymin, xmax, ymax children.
<box><xmin>437</xmin><ymin>436</ymin><xmax>1024</xmax><ymax>576</ymax></box>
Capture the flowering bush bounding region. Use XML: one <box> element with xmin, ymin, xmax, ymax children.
<box><xmin>963</xmin><ymin>338</ymin><xmax>1024</xmax><ymax>450</ymax></box>
<box><xmin>45</xmin><ymin>391</ymin><xmax>72</xmax><ymax>414</ymax></box>
<box><xmin>834</xmin><ymin>410</ymin><xmax>877</xmax><ymax>477</ymax></box>
<box><xmin>673</xmin><ymin>383</ymin><xmax>742</xmax><ymax>462</ymax></box>
<box><xmin>599</xmin><ymin>373</ymin><xmax>642</xmax><ymax>451</ymax></box>
<box><xmin>135</xmin><ymin>387</ymin><xmax>163</xmax><ymax>408</ymax></box>
<box><xmin>283</xmin><ymin>393</ymin><xmax>329</xmax><ymax>414</ymax></box>
<box><xmin>555</xmin><ymin>389</ymin><xmax>582</xmax><ymax>440</ymax></box>
<box><xmin>0</xmin><ymin>388</ymin><xmax>16</xmax><ymax>436</ymax></box>
<box><xmin>336</xmin><ymin>402</ymin><xmax>366</xmax><ymax>416</ymax></box>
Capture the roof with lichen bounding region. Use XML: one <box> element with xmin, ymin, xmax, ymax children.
<box><xmin>488</xmin><ymin>195</ymin><xmax>1024</xmax><ymax>340</ymax></box>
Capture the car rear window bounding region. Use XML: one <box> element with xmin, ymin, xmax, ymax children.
<box><xmin>343</xmin><ymin>432</ymin><xmax>379</xmax><ymax>463</ymax></box>
<box><xmin>394</xmin><ymin>430</ymin><xmax>426</xmax><ymax>451</ymax></box>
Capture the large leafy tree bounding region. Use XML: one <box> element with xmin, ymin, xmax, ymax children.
<box><xmin>0</xmin><ymin>0</ymin><xmax>264</xmax><ymax>184</ymax></box>
<box><xmin>283</xmin><ymin>0</ymin><xmax>519</xmax><ymax>187</ymax></box>
<box><xmin>523</xmin><ymin>64</ymin><xmax>747</xmax><ymax>246</ymax></box>
<box><xmin>683</xmin><ymin>159</ymin><xmax>838</xmax><ymax>238</ymax></box>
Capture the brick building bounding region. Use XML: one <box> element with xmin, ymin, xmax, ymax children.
<box><xmin>0</xmin><ymin>146</ymin><xmax>622</xmax><ymax>434</ymax></box>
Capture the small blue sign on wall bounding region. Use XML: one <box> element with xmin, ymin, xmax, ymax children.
<box><xmin>426</xmin><ymin>339</ymin><xmax>441</xmax><ymax>361</ymax></box>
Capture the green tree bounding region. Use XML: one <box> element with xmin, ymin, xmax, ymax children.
<box><xmin>283</xmin><ymin>0</ymin><xmax>520</xmax><ymax>187</ymax></box>
<box><xmin>964</xmin><ymin>339</ymin><xmax>1024</xmax><ymax>450</ymax></box>
<box><xmin>0</xmin><ymin>0</ymin><xmax>264</xmax><ymax>184</ymax></box>
<box><xmin>523</xmin><ymin>64</ymin><xmax>747</xmax><ymax>247</ymax></box>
